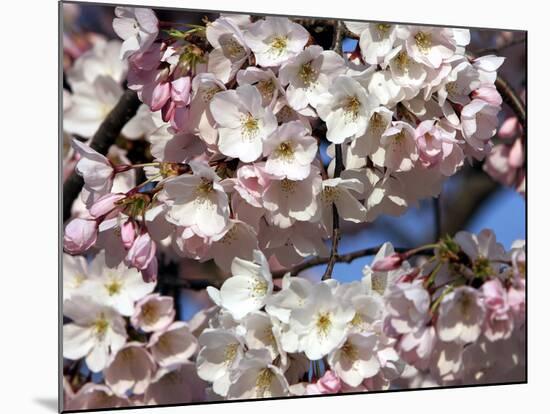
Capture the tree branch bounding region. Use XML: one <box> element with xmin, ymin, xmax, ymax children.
<box><xmin>494</xmin><ymin>75</ymin><xmax>526</xmax><ymax>130</ymax></box>
<box><xmin>322</xmin><ymin>21</ymin><xmax>346</xmax><ymax>281</ymax></box>
<box><xmin>62</xmin><ymin>89</ymin><xmax>141</xmax><ymax>222</ymax></box>
<box><xmin>276</xmin><ymin>245</ymin><xmax>416</xmax><ymax>279</ymax></box>
<box><xmin>160</xmin><ymin>245</ymin><xmax>429</xmax><ymax>288</ymax></box>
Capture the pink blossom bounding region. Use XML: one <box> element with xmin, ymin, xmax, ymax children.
<box><xmin>120</xmin><ymin>219</ymin><xmax>136</xmax><ymax>249</ymax></box>
<box><xmin>508</xmin><ymin>138</ymin><xmax>524</xmax><ymax>168</ymax></box>
<box><xmin>65</xmin><ymin>383</ymin><xmax>129</xmax><ymax>410</ymax></box>
<box><xmin>415</xmin><ymin>120</ymin><xmax>464</xmax><ymax>176</ymax></box>
<box><xmin>89</xmin><ymin>193</ymin><xmax>125</xmax><ymax>219</ymax></box>
<box><xmin>131</xmin><ymin>294</ymin><xmax>175</xmax><ymax>332</ymax></box>
<box><xmin>171</xmin><ymin>76</ymin><xmax>192</xmax><ymax>105</ymax></box>
<box><xmin>437</xmin><ymin>286</ymin><xmax>485</xmax><ymax>343</ymax></box>
<box><xmin>233</xmin><ymin>164</ymin><xmax>271</xmax><ymax>208</ymax></box>
<box><xmin>498</xmin><ymin>116</ymin><xmax>520</xmax><ymax>139</ymax></box>
<box><xmin>482</xmin><ymin>279</ymin><xmax>514</xmax><ymax>341</ymax></box>
<box><xmin>113</xmin><ymin>7</ymin><xmax>159</xmax><ymax>60</ymax></box>
<box><xmin>385</xmin><ymin>280</ymin><xmax>430</xmax><ymax>334</ymax></box>
<box><xmin>104</xmin><ymin>342</ymin><xmax>156</xmax><ymax>396</ymax></box>
<box><xmin>63</xmin><ymin>218</ymin><xmax>98</xmax><ymax>254</ymax></box>
<box><xmin>461</xmin><ymin>99</ymin><xmax>500</xmax><ymax>152</ymax></box>
<box><xmin>483</xmin><ymin>144</ymin><xmax>517</xmax><ymax>187</ymax></box>
<box><xmin>399</xmin><ymin>325</ymin><xmax>437</xmax><ymax>370</ymax></box>
<box><xmin>142</xmin><ymin>79</ymin><xmax>171</xmax><ymax>112</ymax></box>
<box><xmin>305</xmin><ymin>370</ymin><xmax>342</xmax><ymax>395</ymax></box>
<box><xmin>126</xmin><ymin>233</ymin><xmax>156</xmax><ymax>270</ymax></box>
<box><xmin>472</xmin><ymin>85</ymin><xmax>502</xmax><ymax>106</ymax></box>
<box><xmin>372</xmin><ymin>253</ymin><xmax>404</xmax><ymax>271</ymax></box>
<box><xmin>71</xmin><ymin>139</ymin><xmax>114</xmax><ymax>195</ymax></box>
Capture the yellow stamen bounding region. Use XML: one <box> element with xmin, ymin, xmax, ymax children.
<box><xmin>275</xmin><ymin>141</ymin><xmax>295</xmax><ymax>160</ymax></box>
<box><xmin>343</xmin><ymin>96</ymin><xmax>361</xmax><ymax>120</ymax></box>
<box><xmin>270</xmin><ymin>36</ymin><xmax>288</xmax><ymax>55</ymax></box>
<box><xmin>299</xmin><ymin>62</ymin><xmax>317</xmax><ymax>86</ymax></box>
<box><xmin>316</xmin><ymin>312</ymin><xmax>332</xmax><ymax>337</ymax></box>
<box><xmin>255</xmin><ymin>368</ymin><xmax>275</xmax><ymax>397</ymax></box>
<box><xmin>414</xmin><ymin>31</ymin><xmax>432</xmax><ymax>54</ymax></box>
<box><xmin>241</xmin><ymin>113</ymin><xmax>260</xmax><ymax>139</ymax></box>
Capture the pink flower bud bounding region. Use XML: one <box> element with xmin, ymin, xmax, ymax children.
<box><xmin>161</xmin><ymin>100</ymin><xmax>176</xmax><ymax>123</ymax></box>
<box><xmin>89</xmin><ymin>193</ymin><xmax>125</xmax><ymax>219</ymax></box>
<box><xmin>472</xmin><ymin>86</ymin><xmax>502</xmax><ymax>107</ymax></box>
<box><xmin>141</xmin><ymin>256</ymin><xmax>158</xmax><ymax>283</ymax></box>
<box><xmin>125</xmin><ymin>233</ymin><xmax>156</xmax><ymax>270</ymax></box>
<box><xmin>170</xmin><ymin>105</ymin><xmax>190</xmax><ymax>131</ymax></box>
<box><xmin>508</xmin><ymin>138</ymin><xmax>524</xmax><ymax>168</ymax></box>
<box><xmin>146</xmin><ymin>81</ymin><xmax>171</xmax><ymax>112</ymax></box>
<box><xmin>316</xmin><ymin>370</ymin><xmax>342</xmax><ymax>393</ymax></box>
<box><xmin>306</xmin><ymin>370</ymin><xmax>342</xmax><ymax>395</ymax></box>
<box><xmin>498</xmin><ymin>117</ymin><xmax>519</xmax><ymax>139</ymax></box>
<box><xmin>372</xmin><ymin>253</ymin><xmax>403</xmax><ymax>271</ymax></box>
<box><xmin>63</xmin><ymin>218</ymin><xmax>98</xmax><ymax>254</ymax></box>
<box><xmin>120</xmin><ymin>220</ymin><xmax>137</xmax><ymax>250</ymax></box>
<box><xmin>170</xmin><ymin>76</ymin><xmax>191</xmax><ymax>105</ymax></box>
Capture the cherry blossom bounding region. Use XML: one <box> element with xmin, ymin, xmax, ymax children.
<box><xmin>263</xmin><ymin>121</ymin><xmax>318</xmax><ymax>180</ymax></box>
<box><xmin>63</xmin><ymin>296</ymin><xmax>127</xmax><ymax>372</ymax></box>
<box><xmin>317</xmin><ymin>75</ymin><xmax>378</xmax><ymax>143</ymax></box>
<box><xmin>162</xmin><ymin>161</ymin><xmax>230</xmax><ymax>237</ymax></box>
<box><xmin>104</xmin><ymin>342</ymin><xmax>156</xmax><ymax>396</ymax></box>
<box><xmin>60</xmin><ymin>8</ymin><xmax>525</xmax><ymax>405</ymax></box>
<box><xmin>206</xmin><ymin>17</ymin><xmax>250</xmax><ymax>83</ymax></box>
<box><xmin>113</xmin><ymin>7</ymin><xmax>159</xmax><ymax>59</ymax></box>
<box><xmin>436</xmin><ymin>287</ymin><xmax>485</xmax><ymax>344</ymax></box>
<box><xmin>244</xmin><ymin>17</ymin><xmax>310</xmax><ymax>67</ymax></box>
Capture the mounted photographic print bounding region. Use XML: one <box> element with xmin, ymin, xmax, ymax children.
<box><xmin>60</xmin><ymin>1</ymin><xmax>527</xmax><ymax>411</ymax></box>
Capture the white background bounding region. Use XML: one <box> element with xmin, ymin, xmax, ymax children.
<box><xmin>0</xmin><ymin>0</ymin><xmax>545</xmax><ymax>412</ymax></box>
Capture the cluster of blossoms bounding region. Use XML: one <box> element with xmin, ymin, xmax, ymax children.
<box><xmin>377</xmin><ymin>229</ymin><xmax>526</xmax><ymax>387</ymax></box>
<box><xmin>61</xmin><ymin>5</ymin><xmax>525</xmax><ymax>408</ymax></box>
<box><xmin>62</xmin><ymin>252</ymin><xmax>207</xmax><ymax>410</ymax></box>
<box><xmin>196</xmin><ymin>249</ymin><xmax>403</xmax><ymax>398</ymax></box>
<box><xmin>182</xmin><ymin>229</ymin><xmax>524</xmax><ymax>400</ymax></box>
<box><xmin>63</xmin><ymin>8</ymin><xmax>507</xmax><ymax>279</ymax></box>
<box><xmin>483</xmin><ymin>111</ymin><xmax>525</xmax><ymax>196</ymax></box>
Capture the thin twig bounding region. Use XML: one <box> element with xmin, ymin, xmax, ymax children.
<box><xmin>322</xmin><ymin>21</ymin><xmax>346</xmax><ymax>281</ymax></box>
<box><xmin>322</xmin><ymin>144</ymin><xmax>343</xmax><ymax>280</ymax></box>
<box><xmin>63</xmin><ymin>89</ymin><xmax>141</xmax><ymax>222</ymax></box>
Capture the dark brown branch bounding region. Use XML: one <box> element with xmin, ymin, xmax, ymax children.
<box><xmin>63</xmin><ymin>89</ymin><xmax>141</xmax><ymax>222</ymax></box>
<box><xmin>494</xmin><ymin>75</ymin><xmax>526</xmax><ymax>130</ymax></box>
<box><xmin>161</xmin><ymin>245</ymin><xmax>425</xmax><ymax>287</ymax></box>
<box><xmin>276</xmin><ymin>246</ymin><xmax>418</xmax><ymax>279</ymax></box>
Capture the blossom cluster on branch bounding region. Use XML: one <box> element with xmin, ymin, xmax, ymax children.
<box><xmin>62</xmin><ymin>229</ymin><xmax>524</xmax><ymax>407</ymax></box>
<box><xmin>63</xmin><ymin>8</ymin><xmax>508</xmax><ymax>281</ymax></box>
<box><xmin>61</xmin><ymin>5</ymin><xmax>526</xmax><ymax>409</ymax></box>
